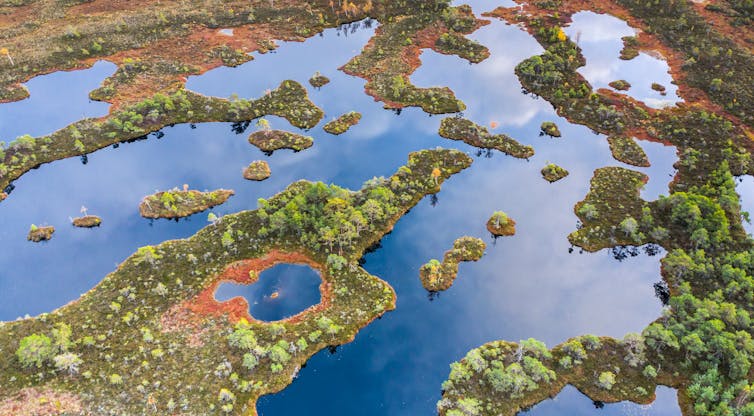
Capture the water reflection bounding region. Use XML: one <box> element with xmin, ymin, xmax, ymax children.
<box><xmin>524</xmin><ymin>385</ymin><xmax>679</xmax><ymax>416</ymax></box>
<box><xmin>0</xmin><ymin>12</ymin><xmax>679</xmax><ymax>416</ymax></box>
<box><xmin>736</xmin><ymin>175</ymin><xmax>754</xmax><ymax>235</ymax></box>
<box><xmin>563</xmin><ymin>12</ymin><xmax>682</xmax><ymax>109</ymax></box>
<box><xmin>214</xmin><ymin>264</ymin><xmax>322</xmax><ymax>322</ymax></box>
<box><xmin>0</xmin><ymin>60</ymin><xmax>115</xmax><ymax>140</ymax></box>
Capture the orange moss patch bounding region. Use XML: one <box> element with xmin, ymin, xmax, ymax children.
<box><xmin>0</xmin><ymin>388</ymin><xmax>82</xmax><ymax>416</ymax></box>
<box><xmin>181</xmin><ymin>250</ymin><xmax>331</xmax><ymax>324</ymax></box>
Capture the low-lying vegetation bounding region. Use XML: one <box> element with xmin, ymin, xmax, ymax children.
<box><xmin>139</xmin><ymin>188</ymin><xmax>235</xmax><ymax>219</ymax></box>
<box><xmin>419</xmin><ymin>237</ymin><xmax>485</xmax><ymax>292</ymax></box>
<box><xmin>323</xmin><ymin>111</ymin><xmax>362</xmax><ymax>135</ymax></box>
<box><xmin>439</xmin><ymin>117</ymin><xmax>534</xmax><ymax>159</ymax></box>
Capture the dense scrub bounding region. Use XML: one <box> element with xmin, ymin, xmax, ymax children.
<box><xmin>540</xmin><ymin>163</ymin><xmax>569</xmax><ymax>182</ymax></box>
<box><xmin>323</xmin><ymin>111</ymin><xmax>362</xmax><ymax>135</ymax></box>
<box><xmin>607</xmin><ymin>136</ymin><xmax>650</xmax><ymax>167</ymax></box>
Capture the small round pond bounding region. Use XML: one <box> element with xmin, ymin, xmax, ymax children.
<box><xmin>214</xmin><ymin>263</ymin><xmax>322</xmax><ymax>322</ymax></box>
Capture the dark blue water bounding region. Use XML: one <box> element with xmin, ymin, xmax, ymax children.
<box><xmin>214</xmin><ymin>264</ymin><xmax>322</xmax><ymax>322</ymax></box>
<box><xmin>0</xmin><ymin>10</ymin><xmax>681</xmax><ymax>416</ymax></box>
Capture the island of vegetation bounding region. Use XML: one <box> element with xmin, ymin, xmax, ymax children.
<box><xmin>439</xmin><ymin>117</ymin><xmax>534</xmax><ymax>159</ymax></box>
<box><xmin>539</xmin><ymin>121</ymin><xmax>562</xmax><ymax>138</ymax></box>
<box><xmin>651</xmin><ymin>82</ymin><xmax>667</xmax><ymax>95</ymax></box>
<box><xmin>619</xmin><ymin>35</ymin><xmax>640</xmax><ymax>60</ymax></box>
<box><xmin>308</xmin><ymin>72</ymin><xmax>330</xmax><ymax>88</ymax></box>
<box><xmin>139</xmin><ymin>188</ymin><xmax>235</xmax><ymax>220</ymax></box>
<box><xmin>486</xmin><ymin>211</ymin><xmax>516</xmax><ymax>237</ymax></box>
<box><xmin>72</xmin><ymin>215</ymin><xmax>102</xmax><ymax>228</ymax></box>
<box><xmin>323</xmin><ymin>111</ymin><xmax>362</xmax><ymax>135</ymax></box>
<box><xmin>419</xmin><ymin>237</ymin><xmax>486</xmax><ymax>292</ymax></box>
<box><xmin>607</xmin><ymin>136</ymin><xmax>650</xmax><ymax>167</ymax></box>
<box><xmin>0</xmin><ymin>148</ymin><xmax>471</xmax><ymax>415</ymax></box>
<box><xmin>608</xmin><ymin>79</ymin><xmax>632</xmax><ymax>91</ymax></box>
<box><xmin>540</xmin><ymin>163</ymin><xmax>569</xmax><ymax>183</ymax></box>
<box><xmin>27</xmin><ymin>225</ymin><xmax>54</xmax><ymax>242</ymax></box>
<box><xmin>244</xmin><ymin>161</ymin><xmax>271</xmax><ymax>181</ymax></box>
<box><xmin>248</xmin><ymin>127</ymin><xmax>314</xmax><ymax>154</ymax></box>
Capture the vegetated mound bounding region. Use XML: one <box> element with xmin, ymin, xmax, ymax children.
<box><xmin>607</xmin><ymin>136</ymin><xmax>650</xmax><ymax>167</ymax></box>
<box><xmin>487</xmin><ymin>211</ymin><xmax>516</xmax><ymax>237</ymax></box>
<box><xmin>248</xmin><ymin>130</ymin><xmax>314</xmax><ymax>153</ymax></box>
<box><xmin>72</xmin><ymin>215</ymin><xmax>102</xmax><ymax>228</ymax></box>
<box><xmin>540</xmin><ymin>121</ymin><xmax>562</xmax><ymax>138</ymax></box>
<box><xmin>651</xmin><ymin>82</ymin><xmax>667</xmax><ymax>95</ymax></box>
<box><xmin>309</xmin><ymin>72</ymin><xmax>330</xmax><ymax>88</ymax></box>
<box><xmin>139</xmin><ymin>188</ymin><xmax>234</xmax><ymax>219</ymax></box>
<box><xmin>27</xmin><ymin>225</ymin><xmax>54</xmax><ymax>242</ymax></box>
<box><xmin>243</xmin><ymin>161</ymin><xmax>271</xmax><ymax>181</ymax></box>
<box><xmin>419</xmin><ymin>236</ymin><xmax>486</xmax><ymax>292</ymax></box>
<box><xmin>323</xmin><ymin>111</ymin><xmax>362</xmax><ymax>135</ymax></box>
<box><xmin>609</xmin><ymin>80</ymin><xmax>632</xmax><ymax>91</ymax></box>
<box><xmin>439</xmin><ymin>117</ymin><xmax>534</xmax><ymax>159</ymax></box>
<box><xmin>619</xmin><ymin>36</ymin><xmax>640</xmax><ymax>60</ymax></box>
<box><xmin>541</xmin><ymin>163</ymin><xmax>569</xmax><ymax>182</ymax></box>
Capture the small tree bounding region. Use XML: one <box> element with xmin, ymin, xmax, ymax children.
<box><xmin>16</xmin><ymin>334</ymin><xmax>54</xmax><ymax>368</ymax></box>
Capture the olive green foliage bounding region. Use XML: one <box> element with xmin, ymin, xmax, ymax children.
<box><xmin>439</xmin><ymin>117</ymin><xmax>534</xmax><ymax>159</ymax></box>
<box><xmin>140</xmin><ymin>189</ymin><xmax>234</xmax><ymax>219</ymax></box>
<box><xmin>539</xmin><ymin>121</ymin><xmax>561</xmax><ymax>138</ymax></box>
<box><xmin>608</xmin><ymin>79</ymin><xmax>631</xmax><ymax>91</ymax></box>
<box><xmin>419</xmin><ymin>236</ymin><xmax>486</xmax><ymax>292</ymax></box>
<box><xmin>308</xmin><ymin>71</ymin><xmax>330</xmax><ymax>88</ymax></box>
<box><xmin>323</xmin><ymin>111</ymin><xmax>362</xmax><ymax>135</ymax></box>
<box><xmin>243</xmin><ymin>160</ymin><xmax>271</xmax><ymax>181</ymax></box>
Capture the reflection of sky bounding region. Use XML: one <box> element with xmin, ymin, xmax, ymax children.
<box><xmin>526</xmin><ymin>385</ymin><xmax>680</xmax><ymax>416</ymax></box>
<box><xmin>564</xmin><ymin>12</ymin><xmax>682</xmax><ymax>109</ymax></box>
<box><xmin>214</xmin><ymin>264</ymin><xmax>321</xmax><ymax>322</ymax></box>
<box><xmin>0</xmin><ymin>18</ymin><xmax>679</xmax><ymax>416</ymax></box>
<box><xmin>0</xmin><ymin>60</ymin><xmax>115</xmax><ymax>140</ymax></box>
<box><xmin>737</xmin><ymin>176</ymin><xmax>754</xmax><ymax>235</ymax></box>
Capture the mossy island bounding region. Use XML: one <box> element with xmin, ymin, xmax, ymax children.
<box><xmin>439</xmin><ymin>117</ymin><xmax>534</xmax><ymax>159</ymax></box>
<box><xmin>248</xmin><ymin>128</ymin><xmax>314</xmax><ymax>154</ymax></box>
<box><xmin>28</xmin><ymin>225</ymin><xmax>54</xmax><ymax>242</ymax></box>
<box><xmin>72</xmin><ymin>215</ymin><xmax>102</xmax><ymax>228</ymax></box>
<box><xmin>608</xmin><ymin>80</ymin><xmax>632</xmax><ymax>91</ymax></box>
<box><xmin>651</xmin><ymin>82</ymin><xmax>667</xmax><ymax>95</ymax></box>
<box><xmin>539</xmin><ymin>121</ymin><xmax>561</xmax><ymax>138</ymax></box>
<box><xmin>619</xmin><ymin>35</ymin><xmax>640</xmax><ymax>60</ymax></box>
<box><xmin>541</xmin><ymin>163</ymin><xmax>569</xmax><ymax>183</ymax></box>
<box><xmin>420</xmin><ymin>237</ymin><xmax>486</xmax><ymax>292</ymax></box>
<box><xmin>243</xmin><ymin>161</ymin><xmax>271</xmax><ymax>181</ymax></box>
<box><xmin>607</xmin><ymin>136</ymin><xmax>650</xmax><ymax>167</ymax></box>
<box><xmin>139</xmin><ymin>188</ymin><xmax>234</xmax><ymax>220</ymax></box>
<box><xmin>309</xmin><ymin>72</ymin><xmax>330</xmax><ymax>88</ymax></box>
<box><xmin>323</xmin><ymin>111</ymin><xmax>362</xmax><ymax>135</ymax></box>
<box><xmin>487</xmin><ymin>211</ymin><xmax>516</xmax><ymax>237</ymax></box>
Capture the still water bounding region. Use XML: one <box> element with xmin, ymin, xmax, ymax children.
<box><xmin>0</xmin><ymin>6</ymin><xmax>681</xmax><ymax>416</ymax></box>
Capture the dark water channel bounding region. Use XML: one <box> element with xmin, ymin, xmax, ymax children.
<box><xmin>0</xmin><ymin>7</ymin><xmax>683</xmax><ymax>416</ymax></box>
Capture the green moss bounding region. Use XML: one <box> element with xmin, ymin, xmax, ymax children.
<box><xmin>539</xmin><ymin>121</ymin><xmax>561</xmax><ymax>138</ymax></box>
<box><xmin>248</xmin><ymin>129</ymin><xmax>314</xmax><ymax>153</ymax></box>
<box><xmin>486</xmin><ymin>211</ymin><xmax>516</xmax><ymax>237</ymax></box>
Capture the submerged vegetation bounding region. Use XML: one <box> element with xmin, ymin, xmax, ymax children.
<box><xmin>439</xmin><ymin>117</ymin><xmax>534</xmax><ymax>159</ymax></box>
<box><xmin>139</xmin><ymin>188</ymin><xmax>235</xmax><ymax>219</ymax></box>
<box><xmin>419</xmin><ymin>237</ymin><xmax>486</xmax><ymax>292</ymax></box>
<box><xmin>0</xmin><ymin>148</ymin><xmax>472</xmax><ymax>414</ymax></box>
<box><xmin>323</xmin><ymin>111</ymin><xmax>362</xmax><ymax>135</ymax></box>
